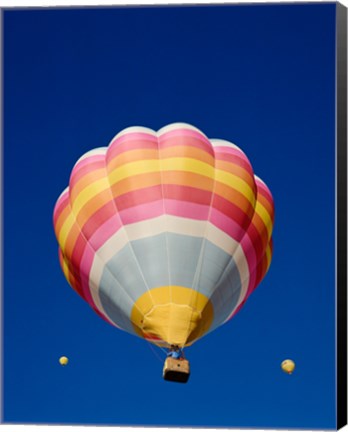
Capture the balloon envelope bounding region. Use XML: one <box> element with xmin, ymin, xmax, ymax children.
<box><xmin>281</xmin><ymin>359</ymin><xmax>295</xmax><ymax>374</ymax></box>
<box><xmin>53</xmin><ymin>123</ymin><xmax>274</xmax><ymax>348</ymax></box>
<box><xmin>59</xmin><ymin>356</ymin><xmax>68</xmax><ymax>366</ymax></box>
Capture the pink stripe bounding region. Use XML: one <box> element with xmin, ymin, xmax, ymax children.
<box><xmin>78</xmin><ymin>243</ymin><xmax>121</xmax><ymax>328</ymax></box>
<box><xmin>92</xmin><ymin>306</ymin><xmax>116</xmax><ymax>327</ymax></box>
<box><xmin>159</xmin><ymin>129</ymin><xmax>213</xmax><ymax>155</ymax></box>
<box><xmin>67</xmin><ymin>229</ymin><xmax>120</xmax><ymax>329</ymax></box>
<box><xmin>88</xmin><ymin>215</ymin><xmax>123</xmax><ymax>250</ymax></box>
<box><xmin>215</xmin><ymin>148</ymin><xmax>255</xmax><ymax>177</ymax></box>
<box><xmin>227</xmin><ymin>268</ymin><xmax>258</xmax><ymax>321</ymax></box>
<box><xmin>79</xmin><ymin>244</ymin><xmax>99</xmax><ymax>306</ymax></box>
<box><xmin>215</xmin><ymin>154</ymin><xmax>254</xmax><ymax>177</ymax></box>
<box><xmin>70</xmin><ymin>159</ymin><xmax>105</xmax><ymax>187</ymax></box>
<box><xmin>158</xmin><ymin>128</ymin><xmax>211</xmax><ymax>146</ymax></box>
<box><xmin>225</xmin><ymin>234</ymin><xmax>258</xmax><ymax>322</ymax></box>
<box><xmin>118</xmin><ymin>200</ymin><xmax>164</xmax><ymax>225</ymax></box>
<box><xmin>107</xmin><ymin>141</ymin><xmax>158</xmax><ymax>162</ymax></box>
<box><xmin>159</xmin><ymin>136</ymin><xmax>215</xmax><ymax>159</ymax></box>
<box><xmin>111</xmin><ymin>132</ymin><xmax>158</xmax><ymax>145</ymax></box>
<box><xmin>256</xmin><ymin>179</ymin><xmax>273</xmax><ymax>203</ymax></box>
<box><xmin>66</xmin><ymin>207</ymin><xmax>260</xmax><ymax>329</ymax></box>
<box><xmin>229</xmin><ymin>301</ymin><xmax>245</xmax><ymax>320</ymax></box>
<box><xmin>210</xmin><ymin>209</ymin><xmax>247</xmax><ymax>243</ymax></box>
<box><xmin>53</xmin><ymin>192</ymin><xmax>69</xmax><ymax>224</ymax></box>
<box><xmin>213</xmin><ymin>145</ymin><xmax>247</xmax><ymax>159</ymax></box>
<box><xmin>184</xmin><ymin>203</ymin><xmax>258</xmax><ymax>274</ymax></box>
<box><xmin>84</xmin><ymin>199</ymin><xmax>252</xmax><ymax>243</ymax></box>
<box><xmin>108</xmin><ymin>132</ymin><xmax>158</xmax><ymax>154</ymax></box>
<box><xmin>82</xmin><ymin>201</ymin><xmax>165</xmax><ymax>252</ymax></box>
<box><xmin>72</xmin><ymin>154</ymin><xmax>105</xmax><ymax>174</ymax></box>
<box><xmin>240</xmin><ymin>232</ymin><xmax>258</xmax><ymax>288</ymax></box>
<box><xmin>165</xmin><ymin>199</ymin><xmax>210</xmax><ymax>220</ymax></box>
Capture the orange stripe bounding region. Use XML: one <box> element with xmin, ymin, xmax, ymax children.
<box><xmin>251</xmin><ymin>212</ymin><xmax>270</xmax><ymax>250</ymax></box>
<box><xmin>107</xmin><ymin>146</ymin><xmax>215</xmax><ymax>176</ymax></box>
<box><xmin>70</xmin><ymin>168</ymin><xmax>257</xmax><ymax>230</ymax></box>
<box><xmin>70</xmin><ymin>168</ymin><xmax>106</xmax><ymax>201</ymax></box>
<box><xmin>107</xmin><ymin>151</ymin><xmax>250</xmax><ymax>183</ymax></box>
<box><xmin>63</xmin><ymin>222</ymin><xmax>81</xmax><ymax>260</ymax></box>
<box><xmin>214</xmin><ymin>182</ymin><xmax>255</xmax><ymax>218</ymax></box>
<box><xmin>66</xmin><ymin>263</ymin><xmax>83</xmax><ymax>297</ymax></box>
<box><xmin>59</xmin><ymin>248</ymin><xmax>85</xmax><ymax>298</ymax></box>
<box><xmin>160</xmin><ymin>145</ymin><xmax>215</xmax><ymax>166</ymax></box>
<box><xmin>68</xmin><ymin>158</ymin><xmax>255</xmax><ymax>221</ymax></box>
<box><xmin>257</xmin><ymin>192</ymin><xmax>274</xmax><ymax>219</ymax></box>
<box><xmin>107</xmin><ymin>149</ymin><xmax>159</xmax><ymax>172</ymax></box>
<box><xmin>75</xmin><ymin>188</ymin><xmax>114</xmax><ymax>227</ymax></box>
<box><xmin>110</xmin><ymin>171</ymin><xmax>162</xmax><ymax>197</ymax></box>
<box><xmin>55</xmin><ymin>204</ymin><xmax>71</xmax><ymax>236</ymax></box>
<box><xmin>161</xmin><ymin>171</ymin><xmax>213</xmax><ymax>190</ymax></box>
<box><xmin>215</xmin><ymin>159</ymin><xmax>255</xmax><ymax>190</ymax></box>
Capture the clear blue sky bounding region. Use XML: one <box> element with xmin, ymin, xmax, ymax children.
<box><xmin>3</xmin><ymin>3</ymin><xmax>337</xmax><ymax>429</ymax></box>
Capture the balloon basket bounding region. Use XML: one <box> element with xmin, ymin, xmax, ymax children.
<box><xmin>163</xmin><ymin>357</ymin><xmax>190</xmax><ymax>383</ymax></box>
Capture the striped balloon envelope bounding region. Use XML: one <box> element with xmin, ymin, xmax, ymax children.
<box><xmin>53</xmin><ymin>123</ymin><xmax>274</xmax><ymax>348</ymax></box>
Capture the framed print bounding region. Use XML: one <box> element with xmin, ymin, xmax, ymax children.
<box><xmin>1</xmin><ymin>2</ymin><xmax>347</xmax><ymax>430</ymax></box>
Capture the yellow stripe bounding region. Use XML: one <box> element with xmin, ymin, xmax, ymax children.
<box><xmin>108</xmin><ymin>158</ymin><xmax>254</xmax><ymax>201</ymax></box>
<box><xmin>61</xmin><ymin>254</ymin><xmax>71</xmax><ymax>282</ymax></box>
<box><xmin>108</xmin><ymin>159</ymin><xmax>161</xmax><ymax>184</ymax></box>
<box><xmin>254</xmin><ymin>201</ymin><xmax>273</xmax><ymax>240</ymax></box>
<box><xmin>70</xmin><ymin>167</ymin><xmax>106</xmax><ymax>198</ymax></box>
<box><xmin>58</xmin><ymin>212</ymin><xmax>75</xmax><ymax>249</ymax></box>
<box><xmin>63</xmin><ymin>267</ymin><xmax>70</xmax><ymax>284</ymax></box>
<box><xmin>160</xmin><ymin>158</ymin><xmax>215</xmax><ymax>177</ymax></box>
<box><xmin>265</xmin><ymin>243</ymin><xmax>272</xmax><ymax>272</ymax></box>
<box><xmin>71</xmin><ymin>178</ymin><xmax>111</xmax><ymax>215</ymax></box>
<box><xmin>214</xmin><ymin>169</ymin><xmax>255</xmax><ymax>203</ymax></box>
<box><xmin>69</xmin><ymin>158</ymin><xmax>257</xmax><ymax>223</ymax></box>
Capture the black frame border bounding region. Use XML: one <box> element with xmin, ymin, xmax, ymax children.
<box><xmin>337</xmin><ymin>2</ymin><xmax>347</xmax><ymax>430</ymax></box>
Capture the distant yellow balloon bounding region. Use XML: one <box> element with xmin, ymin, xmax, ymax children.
<box><xmin>59</xmin><ymin>356</ymin><xmax>69</xmax><ymax>366</ymax></box>
<box><xmin>281</xmin><ymin>359</ymin><xmax>295</xmax><ymax>374</ymax></box>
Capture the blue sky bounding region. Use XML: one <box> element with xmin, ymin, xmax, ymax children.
<box><xmin>3</xmin><ymin>3</ymin><xmax>337</xmax><ymax>429</ymax></box>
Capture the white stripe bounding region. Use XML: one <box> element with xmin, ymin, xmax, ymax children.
<box><xmin>210</xmin><ymin>138</ymin><xmax>248</xmax><ymax>155</ymax></box>
<box><xmin>223</xmin><ymin>243</ymin><xmax>251</xmax><ymax>322</ymax></box>
<box><xmin>96</xmin><ymin>227</ymin><xmax>129</xmax><ymax>263</ymax></box>
<box><xmin>95</xmin><ymin>215</ymin><xmax>243</xmax><ymax>259</ymax></box>
<box><xmin>88</xmin><ymin>252</ymin><xmax>139</xmax><ymax>332</ymax></box>
<box><xmin>88</xmin><ymin>215</ymin><xmax>250</xmax><ymax>322</ymax></box>
<box><xmin>73</xmin><ymin>147</ymin><xmax>108</xmax><ymax>166</ymax></box>
<box><xmin>254</xmin><ymin>174</ymin><xmax>266</xmax><ymax>185</ymax></box>
<box><xmin>78</xmin><ymin>251</ymin><xmax>122</xmax><ymax>328</ymax></box>
<box><xmin>211</xmin><ymin>139</ymin><xmax>252</xmax><ymax>171</ymax></box>
<box><xmin>108</xmin><ymin>126</ymin><xmax>157</xmax><ymax>143</ymax></box>
<box><xmin>157</xmin><ymin>122</ymin><xmax>208</xmax><ymax>138</ymax></box>
<box><xmin>55</xmin><ymin>186</ymin><xmax>69</xmax><ymax>206</ymax></box>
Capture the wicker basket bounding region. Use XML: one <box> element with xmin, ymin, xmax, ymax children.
<box><xmin>163</xmin><ymin>357</ymin><xmax>190</xmax><ymax>383</ymax></box>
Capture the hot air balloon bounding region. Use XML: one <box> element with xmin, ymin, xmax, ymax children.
<box><xmin>53</xmin><ymin>123</ymin><xmax>274</xmax><ymax>382</ymax></box>
<box><xmin>281</xmin><ymin>359</ymin><xmax>295</xmax><ymax>374</ymax></box>
<box><xmin>59</xmin><ymin>356</ymin><xmax>69</xmax><ymax>366</ymax></box>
